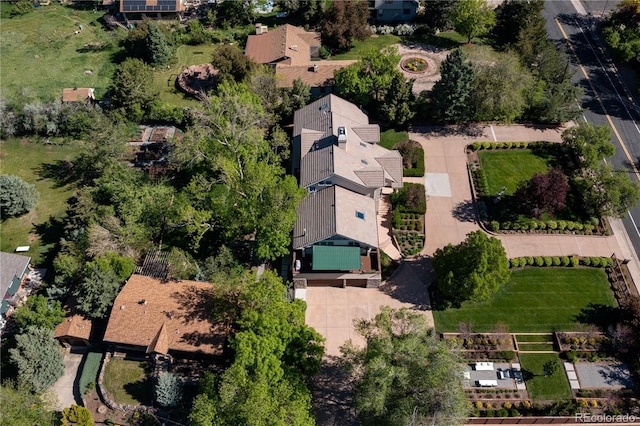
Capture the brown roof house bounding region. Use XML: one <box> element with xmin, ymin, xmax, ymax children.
<box><xmin>103</xmin><ymin>275</ymin><xmax>225</xmax><ymax>357</ymax></box>
<box><xmin>55</xmin><ymin>312</ymin><xmax>92</xmax><ymax>347</ymax></box>
<box><xmin>119</xmin><ymin>0</ymin><xmax>186</xmax><ymax>17</ymax></box>
<box><xmin>291</xmin><ymin>95</ymin><xmax>403</xmax><ymax>289</ymax></box>
<box><xmin>245</xmin><ymin>24</ymin><xmax>356</xmax><ymax>95</ymax></box>
<box><xmin>62</xmin><ymin>88</ymin><xmax>95</xmax><ymax>103</ymax></box>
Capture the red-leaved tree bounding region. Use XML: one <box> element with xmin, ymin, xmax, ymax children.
<box><xmin>514</xmin><ymin>167</ymin><xmax>568</xmax><ymax>218</ymax></box>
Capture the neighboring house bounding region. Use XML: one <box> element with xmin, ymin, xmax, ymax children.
<box><xmin>55</xmin><ymin>313</ymin><xmax>92</xmax><ymax>347</ymax></box>
<box><xmin>119</xmin><ymin>0</ymin><xmax>186</xmax><ymax>17</ymax></box>
<box><xmin>62</xmin><ymin>88</ymin><xmax>95</xmax><ymax>103</ymax></box>
<box><xmin>0</xmin><ymin>252</ymin><xmax>31</xmax><ymax>317</ymax></box>
<box><xmin>370</xmin><ymin>0</ymin><xmax>419</xmax><ymax>22</ymax></box>
<box><xmin>291</xmin><ymin>95</ymin><xmax>403</xmax><ymax>288</ymax></box>
<box><xmin>103</xmin><ymin>274</ymin><xmax>225</xmax><ymax>358</ymax></box>
<box><xmin>245</xmin><ymin>24</ymin><xmax>356</xmax><ymax>95</ymax></box>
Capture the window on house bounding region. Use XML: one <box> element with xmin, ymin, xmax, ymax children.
<box><xmin>356</xmin><ymin>211</ymin><xmax>365</xmax><ymax>220</ymax></box>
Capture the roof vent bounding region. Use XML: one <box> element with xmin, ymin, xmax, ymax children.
<box><xmin>120</xmin><ymin>305</ymin><xmax>125</xmax><ymax>310</ymax></box>
<box><xmin>290</xmin><ymin>44</ymin><xmax>298</xmax><ymax>51</ymax></box>
<box><xmin>337</xmin><ymin>126</ymin><xmax>347</xmax><ymax>144</ymax></box>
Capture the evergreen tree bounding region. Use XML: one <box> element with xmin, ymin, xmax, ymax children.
<box><xmin>9</xmin><ymin>327</ymin><xmax>64</xmax><ymax>393</ymax></box>
<box><xmin>155</xmin><ymin>372</ymin><xmax>184</xmax><ymax>407</ymax></box>
<box><xmin>146</xmin><ymin>23</ymin><xmax>172</xmax><ymax>67</ymax></box>
<box><xmin>0</xmin><ymin>174</ymin><xmax>39</xmax><ymax>218</ymax></box>
<box><xmin>430</xmin><ymin>49</ymin><xmax>475</xmax><ymax>123</ymax></box>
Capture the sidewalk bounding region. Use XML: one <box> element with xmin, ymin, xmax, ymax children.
<box><xmin>411</xmin><ymin>125</ymin><xmax>640</xmax><ymax>294</ymax></box>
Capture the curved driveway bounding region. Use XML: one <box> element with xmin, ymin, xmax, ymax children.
<box><xmin>411</xmin><ymin>124</ymin><xmax>640</xmax><ymax>292</ymax></box>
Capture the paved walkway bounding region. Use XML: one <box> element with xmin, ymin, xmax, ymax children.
<box><xmin>411</xmin><ymin>125</ymin><xmax>640</xmax><ymax>293</ymax></box>
<box><xmin>377</xmin><ymin>191</ymin><xmax>402</xmax><ymax>261</ymax></box>
<box><xmin>50</xmin><ymin>351</ymin><xmax>83</xmax><ymax>410</ymax></box>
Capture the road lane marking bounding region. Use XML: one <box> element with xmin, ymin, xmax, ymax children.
<box><xmin>489</xmin><ymin>125</ymin><xmax>497</xmax><ymax>142</ymax></box>
<box><xmin>628</xmin><ymin>211</ymin><xmax>640</xmax><ymax>240</ymax></box>
<box><xmin>554</xmin><ymin>18</ymin><xmax>640</xmax><ymax>182</ymax></box>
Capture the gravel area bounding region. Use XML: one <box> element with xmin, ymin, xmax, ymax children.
<box><xmin>575</xmin><ymin>362</ymin><xmax>633</xmax><ymax>389</ymax></box>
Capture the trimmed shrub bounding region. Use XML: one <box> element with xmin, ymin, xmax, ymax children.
<box><xmin>582</xmin><ymin>257</ymin><xmax>592</xmax><ymax>266</ymax></box>
<box><xmin>561</xmin><ymin>256</ymin><xmax>570</xmax><ymax>266</ymax></box>
<box><xmin>497</xmin><ymin>409</ymin><xmax>509</xmax><ymax>417</ymax></box>
<box><xmin>535</xmin><ymin>257</ymin><xmax>545</xmax><ymax>267</ymax></box>
<box><xmin>547</xmin><ymin>220</ymin><xmax>558</xmax><ymax>230</ymax></box>
<box><xmin>526</xmin><ymin>256</ymin><xmax>534</xmax><ymax>266</ymax></box>
<box><xmin>552</xmin><ymin>257</ymin><xmax>561</xmax><ymax>266</ymax></box>
<box><xmin>510</xmin><ymin>258</ymin><xmax>520</xmax><ymax>268</ymax></box>
<box><xmin>537</xmin><ymin>220</ymin><xmax>546</xmax><ymax>230</ymax></box>
<box><xmin>529</xmin><ymin>220</ymin><xmax>538</xmax><ymax>230</ymax></box>
<box><xmin>510</xmin><ymin>408</ymin><xmax>520</xmax><ymax>417</ymax></box>
<box><xmin>543</xmin><ymin>256</ymin><xmax>553</xmax><ymax>266</ymax></box>
<box><xmin>590</xmin><ymin>257</ymin><xmax>601</xmax><ymax>267</ymax></box>
<box><xmin>571</xmin><ymin>256</ymin><xmax>579</xmax><ymax>267</ymax></box>
<box><xmin>491</xmin><ymin>221</ymin><xmax>500</xmax><ymax>231</ymax></box>
<box><xmin>557</xmin><ymin>220</ymin><xmax>567</xmax><ymax>231</ymax></box>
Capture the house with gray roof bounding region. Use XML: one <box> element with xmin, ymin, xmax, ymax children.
<box><xmin>371</xmin><ymin>0</ymin><xmax>419</xmax><ymax>22</ymax></box>
<box><xmin>292</xmin><ymin>95</ymin><xmax>403</xmax><ymax>288</ymax></box>
<box><xmin>1</xmin><ymin>252</ymin><xmax>31</xmax><ymax>316</ymax></box>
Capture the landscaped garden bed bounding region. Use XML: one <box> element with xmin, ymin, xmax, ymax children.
<box><xmin>390</xmin><ymin>182</ymin><xmax>426</xmax><ymax>256</ymax></box>
<box><xmin>467</xmin><ymin>142</ymin><xmax>607</xmax><ymax>235</ymax></box>
<box><xmin>393</xmin><ymin>140</ymin><xmax>424</xmax><ymax>177</ymax></box>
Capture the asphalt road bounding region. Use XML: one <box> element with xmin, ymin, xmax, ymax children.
<box><xmin>543</xmin><ymin>0</ymin><xmax>640</xmax><ymax>259</ymax></box>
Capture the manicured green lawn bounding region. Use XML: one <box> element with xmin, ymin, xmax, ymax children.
<box><xmin>331</xmin><ymin>34</ymin><xmax>401</xmax><ymax>60</ymax></box>
<box><xmin>0</xmin><ymin>139</ymin><xmax>82</xmax><ymax>264</ymax></box>
<box><xmin>152</xmin><ymin>44</ymin><xmax>218</xmax><ymax>108</ymax></box>
<box><xmin>518</xmin><ymin>343</ymin><xmax>555</xmax><ymax>352</ymax></box>
<box><xmin>379</xmin><ymin>129</ymin><xmax>408</xmax><ymax>150</ymax></box>
<box><xmin>433</xmin><ymin>268</ymin><xmax>616</xmax><ymax>333</ymax></box>
<box><xmin>478</xmin><ymin>149</ymin><xmax>550</xmax><ymax>195</ymax></box>
<box><xmin>1</xmin><ymin>4</ymin><xmax>125</xmax><ymax>100</ymax></box>
<box><xmin>519</xmin><ymin>353</ymin><xmax>572</xmax><ymax>400</ymax></box>
<box><xmin>103</xmin><ymin>358</ymin><xmax>152</xmax><ymax>406</ymax></box>
<box><xmin>515</xmin><ymin>334</ymin><xmax>553</xmax><ymax>343</ymax></box>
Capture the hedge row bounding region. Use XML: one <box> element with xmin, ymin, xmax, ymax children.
<box><xmin>509</xmin><ymin>256</ymin><xmax>615</xmax><ymax>268</ymax></box>
<box><xmin>490</xmin><ymin>218</ymin><xmax>599</xmax><ymax>234</ymax></box>
<box><xmin>403</xmin><ymin>148</ymin><xmax>425</xmax><ymax>177</ymax></box>
<box><xmin>468</xmin><ymin>141</ymin><xmax>549</xmax><ymax>151</ymax></box>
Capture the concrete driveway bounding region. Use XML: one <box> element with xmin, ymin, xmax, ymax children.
<box><xmin>50</xmin><ymin>350</ymin><xmax>84</xmax><ymax>410</ymax></box>
<box><xmin>305</xmin><ymin>261</ymin><xmax>433</xmax><ymax>357</ymax></box>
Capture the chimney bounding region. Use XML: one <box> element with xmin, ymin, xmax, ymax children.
<box><xmin>313</xmin><ymin>63</ymin><xmax>318</xmax><ymax>73</ymax></box>
<box><xmin>337</xmin><ymin>126</ymin><xmax>347</xmax><ymax>149</ymax></box>
<box><xmin>255</xmin><ymin>23</ymin><xmax>268</xmax><ymax>35</ymax></box>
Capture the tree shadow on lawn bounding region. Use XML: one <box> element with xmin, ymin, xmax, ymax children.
<box><xmin>122</xmin><ymin>375</ymin><xmax>154</xmax><ymax>406</ymax></box>
<box><xmin>574</xmin><ymin>303</ymin><xmax>624</xmax><ymax>331</ymax></box>
<box><xmin>33</xmin><ymin>216</ymin><xmax>66</xmax><ymax>270</ymax></box>
<box><xmin>34</xmin><ymin>160</ymin><xmax>80</xmax><ymax>188</ymax></box>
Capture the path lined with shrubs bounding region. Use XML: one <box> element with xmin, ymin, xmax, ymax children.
<box><xmin>410</xmin><ymin>125</ymin><xmax>640</xmax><ymax>293</ymax></box>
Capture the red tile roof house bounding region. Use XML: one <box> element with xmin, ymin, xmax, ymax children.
<box><xmin>244</xmin><ymin>24</ymin><xmax>356</xmax><ymax>96</ymax></box>
<box><xmin>291</xmin><ymin>95</ymin><xmax>403</xmax><ymax>289</ymax></box>
<box><xmin>103</xmin><ymin>274</ymin><xmax>225</xmax><ymax>358</ymax></box>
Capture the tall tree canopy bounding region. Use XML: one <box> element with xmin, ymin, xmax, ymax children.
<box><xmin>146</xmin><ymin>22</ymin><xmax>173</xmax><ymax>67</ymax></box>
<box><xmin>334</xmin><ymin>47</ymin><xmax>415</xmax><ymax>126</ymax></box>
<box><xmin>320</xmin><ymin>0</ymin><xmax>370</xmax><ymax>52</ymax></box>
<box><xmin>514</xmin><ymin>167</ymin><xmax>569</xmax><ymax>218</ymax></box>
<box><xmin>12</xmin><ymin>294</ymin><xmax>65</xmax><ymax>332</ymax></box>
<box><xmin>172</xmin><ymin>81</ymin><xmax>305</xmax><ymax>259</ymax></box>
<box><xmin>189</xmin><ymin>271</ymin><xmax>324</xmax><ymax>426</ymax></box>
<box><xmin>451</xmin><ymin>0</ymin><xmax>495</xmax><ymax>43</ymax></box>
<box><xmin>108</xmin><ymin>58</ymin><xmax>158</xmax><ymax>122</ymax></box>
<box><xmin>603</xmin><ymin>0</ymin><xmax>640</xmax><ymax>65</ymax></box>
<box><xmin>430</xmin><ymin>49</ymin><xmax>475</xmax><ymax>123</ymax></box>
<box><xmin>341</xmin><ymin>307</ymin><xmax>468</xmax><ymax>425</ymax></box>
<box><xmin>0</xmin><ymin>382</ymin><xmax>56</xmax><ymax>425</ymax></box>
<box><xmin>9</xmin><ymin>326</ymin><xmax>65</xmax><ymax>393</ymax></box>
<box><xmin>432</xmin><ymin>230</ymin><xmax>510</xmax><ymax>307</ymax></box>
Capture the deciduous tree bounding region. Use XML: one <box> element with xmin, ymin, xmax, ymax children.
<box><xmin>603</xmin><ymin>0</ymin><xmax>640</xmax><ymax>65</ymax></box>
<box><xmin>13</xmin><ymin>294</ymin><xmax>65</xmax><ymax>332</ymax></box>
<box><xmin>320</xmin><ymin>0</ymin><xmax>370</xmax><ymax>52</ymax></box>
<box><xmin>514</xmin><ymin>168</ymin><xmax>569</xmax><ymax>218</ymax></box>
<box><xmin>430</xmin><ymin>49</ymin><xmax>475</xmax><ymax>123</ymax></box>
<box><xmin>562</xmin><ymin>122</ymin><xmax>615</xmax><ymax>170</ymax></box>
<box><xmin>109</xmin><ymin>58</ymin><xmax>158</xmax><ymax>122</ymax></box>
<box><xmin>0</xmin><ymin>381</ymin><xmax>56</xmax><ymax>425</ymax></box>
<box><xmin>341</xmin><ymin>307</ymin><xmax>468</xmax><ymax>425</ymax></box>
<box><xmin>432</xmin><ymin>230</ymin><xmax>510</xmax><ymax>307</ymax></box>
<box><xmin>212</xmin><ymin>44</ymin><xmax>256</xmax><ymax>83</ymax></box>
<box><xmin>0</xmin><ymin>174</ymin><xmax>39</xmax><ymax>218</ymax></box>
<box><xmin>9</xmin><ymin>327</ymin><xmax>64</xmax><ymax>393</ymax></box>
<box><xmin>451</xmin><ymin>0</ymin><xmax>495</xmax><ymax>43</ymax></box>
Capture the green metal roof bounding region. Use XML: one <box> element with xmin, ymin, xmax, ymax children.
<box><xmin>312</xmin><ymin>245</ymin><xmax>361</xmax><ymax>271</ymax></box>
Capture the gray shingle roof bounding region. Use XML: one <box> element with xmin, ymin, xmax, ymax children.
<box><xmin>1</xmin><ymin>252</ymin><xmax>30</xmax><ymax>298</ymax></box>
<box><xmin>293</xmin><ymin>186</ymin><xmax>378</xmax><ymax>249</ymax></box>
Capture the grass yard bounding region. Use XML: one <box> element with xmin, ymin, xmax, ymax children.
<box><xmin>518</xmin><ymin>343</ymin><xmax>555</xmax><ymax>352</ymax></box>
<box><xmin>103</xmin><ymin>358</ymin><xmax>152</xmax><ymax>406</ymax></box>
<box><xmin>515</xmin><ymin>334</ymin><xmax>553</xmax><ymax>343</ymax></box>
<box><xmin>379</xmin><ymin>129</ymin><xmax>408</xmax><ymax>150</ymax></box>
<box><xmin>1</xmin><ymin>4</ymin><xmax>125</xmax><ymax>100</ymax></box>
<box><xmin>331</xmin><ymin>34</ymin><xmax>401</xmax><ymax>60</ymax></box>
<box><xmin>0</xmin><ymin>139</ymin><xmax>82</xmax><ymax>265</ymax></box>
<box><xmin>478</xmin><ymin>149</ymin><xmax>550</xmax><ymax>195</ymax></box>
<box><xmin>152</xmin><ymin>44</ymin><xmax>218</xmax><ymax>108</ymax></box>
<box><xmin>433</xmin><ymin>268</ymin><xmax>616</xmax><ymax>333</ymax></box>
<box><xmin>519</xmin><ymin>353</ymin><xmax>572</xmax><ymax>400</ymax></box>
<box><xmin>79</xmin><ymin>352</ymin><xmax>103</xmax><ymax>395</ymax></box>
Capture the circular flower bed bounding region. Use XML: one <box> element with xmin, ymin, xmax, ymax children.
<box><xmin>401</xmin><ymin>57</ymin><xmax>429</xmax><ymax>74</ymax></box>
